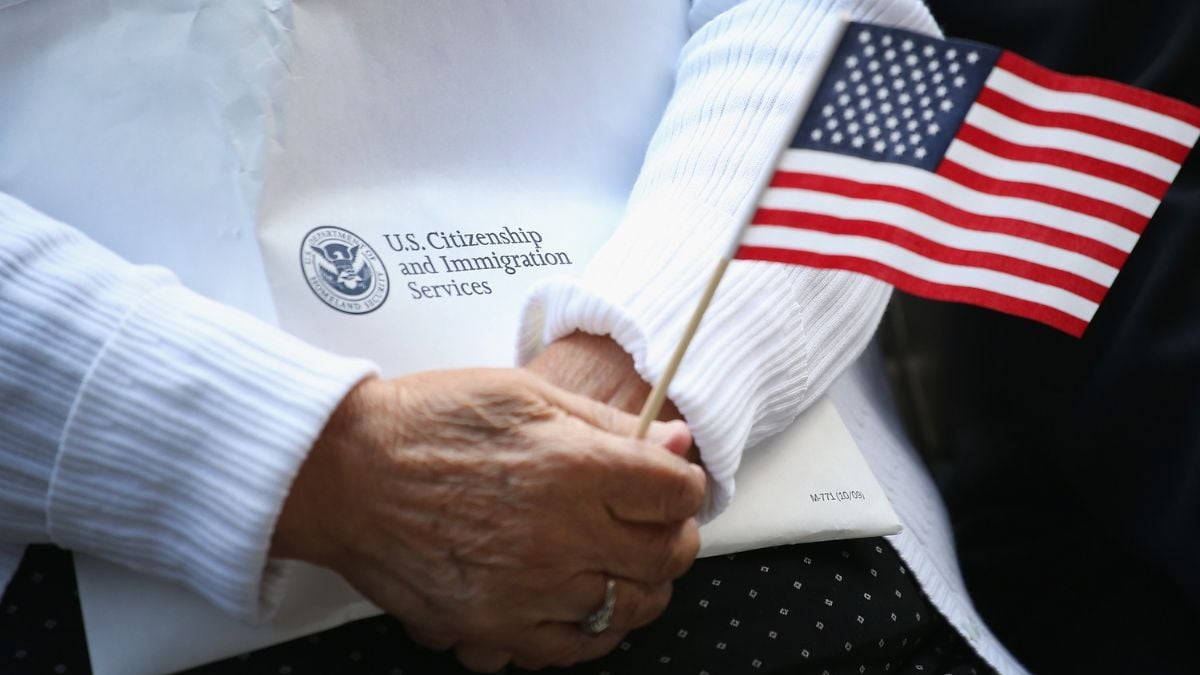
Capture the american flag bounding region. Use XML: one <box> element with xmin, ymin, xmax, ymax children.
<box><xmin>735</xmin><ymin>22</ymin><xmax>1200</xmax><ymax>336</ymax></box>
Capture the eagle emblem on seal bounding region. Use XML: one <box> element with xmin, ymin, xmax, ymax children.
<box><xmin>311</xmin><ymin>241</ymin><xmax>373</xmax><ymax>296</ymax></box>
<box><xmin>300</xmin><ymin>226</ymin><xmax>389</xmax><ymax>314</ymax></box>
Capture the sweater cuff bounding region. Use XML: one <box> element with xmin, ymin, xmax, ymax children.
<box><xmin>46</xmin><ymin>287</ymin><xmax>376</xmax><ymax>622</ymax></box>
<box><xmin>520</xmin><ymin>197</ymin><xmax>892</xmax><ymax>519</ymax></box>
<box><xmin>519</xmin><ymin>199</ymin><xmax>795</xmax><ymax>517</ymax></box>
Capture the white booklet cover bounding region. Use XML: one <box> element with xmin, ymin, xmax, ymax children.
<box><xmin>76</xmin><ymin>395</ymin><xmax>899</xmax><ymax>674</ymax></box>
<box><xmin>74</xmin><ymin>2</ymin><xmax>901</xmax><ymax>673</ymax></box>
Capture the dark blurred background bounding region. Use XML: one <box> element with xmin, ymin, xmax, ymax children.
<box><xmin>881</xmin><ymin>1</ymin><xmax>1200</xmax><ymax>672</ymax></box>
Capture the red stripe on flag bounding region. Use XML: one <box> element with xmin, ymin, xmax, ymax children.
<box><xmin>748</xmin><ymin>212</ymin><xmax>1108</xmax><ymax>302</ymax></box>
<box><xmin>768</xmin><ymin>171</ymin><xmax>1129</xmax><ymax>267</ymax></box>
<box><xmin>997</xmin><ymin>51</ymin><xmax>1200</xmax><ymax>128</ymax></box>
<box><xmin>976</xmin><ymin>88</ymin><xmax>1192</xmax><ymax>163</ymax></box>
<box><xmin>735</xmin><ymin>245</ymin><xmax>1089</xmax><ymax>336</ymax></box>
<box><xmin>955</xmin><ymin>124</ymin><xmax>1170</xmax><ymax>199</ymax></box>
<box><xmin>936</xmin><ymin>159</ymin><xmax>1148</xmax><ymax>233</ymax></box>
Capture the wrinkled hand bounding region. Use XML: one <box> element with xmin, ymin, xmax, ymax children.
<box><xmin>271</xmin><ymin>368</ymin><xmax>705</xmax><ymax>671</ymax></box>
<box><xmin>527</xmin><ymin>331</ymin><xmax>700</xmax><ymax>463</ymax></box>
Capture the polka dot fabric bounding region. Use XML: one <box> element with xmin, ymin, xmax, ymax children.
<box><xmin>0</xmin><ymin>546</ymin><xmax>88</xmax><ymax>675</ymax></box>
<box><xmin>2</xmin><ymin>540</ymin><xmax>993</xmax><ymax>674</ymax></box>
<box><xmin>523</xmin><ymin>538</ymin><xmax>992</xmax><ymax>675</ymax></box>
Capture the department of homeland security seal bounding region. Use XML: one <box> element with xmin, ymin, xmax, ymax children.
<box><xmin>300</xmin><ymin>226</ymin><xmax>389</xmax><ymax>314</ymax></box>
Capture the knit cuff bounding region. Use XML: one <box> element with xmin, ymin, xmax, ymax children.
<box><xmin>47</xmin><ymin>287</ymin><xmax>376</xmax><ymax>622</ymax></box>
<box><xmin>519</xmin><ymin>199</ymin><xmax>814</xmax><ymax>518</ymax></box>
<box><xmin>0</xmin><ymin>194</ymin><xmax>182</xmax><ymax>543</ymax></box>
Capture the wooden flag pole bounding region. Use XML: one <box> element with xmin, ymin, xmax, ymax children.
<box><xmin>634</xmin><ymin>257</ymin><xmax>730</xmax><ymax>438</ymax></box>
<box><xmin>634</xmin><ymin>15</ymin><xmax>852</xmax><ymax>439</ymax></box>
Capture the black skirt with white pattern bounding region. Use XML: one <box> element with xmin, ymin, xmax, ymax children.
<box><xmin>1</xmin><ymin>539</ymin><xmax>992</xmax><ymax>675</ymax></box>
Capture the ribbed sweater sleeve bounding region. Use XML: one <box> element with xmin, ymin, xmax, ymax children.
<box><xmin>0</xmin><ymin>193</ymin><xmax>376</xmax><ymax>621</ymax></box>
<box><xmin>518</xmin><ymin>0</ymin><xmax>939</xmax><ymax>517</ymax></box>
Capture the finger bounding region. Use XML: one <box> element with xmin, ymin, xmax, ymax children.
<box><xmin>537</xmin><ymin>380</ymin><xmax>707</xmax><ymax>522</ymax></box>
<box><xmin>594</xmin><ymin>442</ymin><xmax>707</xmax><ymax>524</ymax></box>
<box><xmin>592</xmin><ymin>518</ymin><xmax>702</xmax><ymax>584</ymax></box>
<box><xmin>405</xmin><ymin>625</ymin><xmax>457</xmax><ymax>652</ymax></box>
<box><xmin>545</xmin><ymin>573</ymin><xmax>673</xmax><ymax>630</ymax></box>
<box><xmin>510</xmin><ymin>623</ymin><xmax>630</xmax><ymax>671</ymax></box>
<box><xmin>455</xmin><ymin>644</ymin><xmax>511</xmax><ymax>673</ymax></box>
<box><xmin>543</xmin><ymin>380</ymin><xmax>691</xmax><ymax>447</ymax></box>
<box><xmin>537</xmin><ymin>417</ymin><xmax>706</xmax><ymax>524</ymax></box>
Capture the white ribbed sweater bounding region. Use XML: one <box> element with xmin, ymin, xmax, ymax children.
<box><xmin>0</xmin><ymin>1</ymin><xmax>1023</xmax><ymax>672</ymax></box>
<box><xmin>0</xmin><ymin>195</ymin><xmax>376</xmax><ymax>619</ymax></box>
<box><xmin>518</xmin><ymin>0</ymin><xmax>911</xmax><ymax>513</ymax></box>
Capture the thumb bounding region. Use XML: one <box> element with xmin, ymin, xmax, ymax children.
<box><xmin>540</xmin><ymin>380</ymin><xmax>692</xmax><ymax>449</ymax></box>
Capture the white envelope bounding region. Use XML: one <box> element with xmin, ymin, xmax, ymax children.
<box><xmin>76</xmin><ymin>394</ymin><xmax>897</xmax><ymax>675</ymax></box>
<box><xmin>61</xmin><ymin>1</ymin><xmax>899</xmax><ymax>672</ymax></box>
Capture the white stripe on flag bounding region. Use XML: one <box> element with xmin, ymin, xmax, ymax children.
<box><xmin>965</xmin><ymin>105</ymin><xmax>1181</xmax><ymax>182</ymax></box>
<box><xmin>776</xmin><ymin>149</ymin><xmax>1141</xmax><ymax>251</ymax></box>
<box><xmin>741</xmin><ymin>225</ymin><xmax>1099</xmax><ymax>321</ymax></box>
<box><xmin>945</xmin><ymin>140</ymin><xmax>1161</xmax><ymax>217</ymax></box>
<box><xmin>987</xmin><ymin>67</ymin><xmax>1200</xmax><ymax>146</ymax></box>
<box><xmin>759</xmin><ymin>187</ymin><xmax>1120</xmax><ymax>286</ymax></box>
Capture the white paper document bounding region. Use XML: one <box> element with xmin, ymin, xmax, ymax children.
<box><xmin>76</xmin><ymin>393</ymin><xmax>897</xmax><ymax>674</ymax></box>
<box><xmin>69</xmin><ymin>1</ymin><xmax>900</xmax><ymax>673</ymax></box>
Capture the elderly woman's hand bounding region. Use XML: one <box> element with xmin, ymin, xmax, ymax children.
<box><xmin>271</xmin><ymin>368</ymin><xmax>705</xmax><ymax>671</ymax></box>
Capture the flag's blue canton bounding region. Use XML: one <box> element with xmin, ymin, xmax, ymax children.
<box><xmin>793</xmin><ymin>23</ymin><xmax>1001</xmax><ymax>171</ymax></box>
